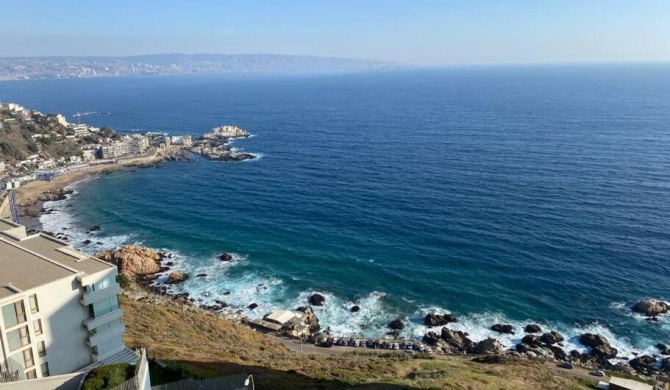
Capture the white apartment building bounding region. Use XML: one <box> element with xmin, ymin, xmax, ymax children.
<box><xmin>129</xmin><ymin>136</ymin><xmax>148</xmax><ymax>155</ymax></box>
<box><xmin>0</xmin><ymin>219</ymin><xmax>135</xmax><ymax>384</ymax></box>
<box><xmin>55</xmin><ymin>115</ymin><xmax>68</xmax><ymax>127</ymax></box>
<box><xmin>70</xmin><ymin>125</ymin><xmax>89</xmax><ymax>138</ymax></box>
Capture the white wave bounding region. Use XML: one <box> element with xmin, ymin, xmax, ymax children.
<box><xmin>39</xmin><ymin>185</ymin><xmax>135</xmax><ymax>253</ymax></box>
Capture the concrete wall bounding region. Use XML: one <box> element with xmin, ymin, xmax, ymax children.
<box><xmin>0</xmin><ymin>371</ymin><xmax>85</xmax><ymax>390</ymax></box>
<box><xmin>37</xmin><ymin>277</ymin><xmax>93</xmax><ymax>376</ymax></box>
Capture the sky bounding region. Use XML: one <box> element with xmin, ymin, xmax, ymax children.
<box><xmin>1</xmin><ymin>0</ymin><xmax>669</xmax><ymax>66</ymax></box>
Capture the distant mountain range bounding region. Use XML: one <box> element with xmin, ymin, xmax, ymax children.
<box><xmin>0</xmin><ymin>53</ymin><xmax>407</xmax><ymax>81</ymax></box>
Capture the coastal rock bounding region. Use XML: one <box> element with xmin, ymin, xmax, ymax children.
<box><xmin>89</xmin><ymin>225</ymin><xmax>101</xmax><ymax>232</ymax></box>
<box><xmin>629</xmin><ymin>355</ymin><xmax>657</xmax><ymax>375</ymax></box>
<box><xmin>579</xmin><ymin>332</ymin><xmax>618</xmax><ymax>362</ymax></box>
<box><xmin>350</xmin><ymin>305</ymin><xmax>360</xmax><ymax>313</ymax></box>
<box><xmin>661</xmin><ymin>358</ymin><xmax>670</xmax><ymax>373</ymax></box>
<box><xmin>166</xmin><ymin>272</ymin><xmax>188</xmax><ymax>285</ymax></box>
<box><xmin>219</xmin><ymin>252</ymin><xmax>234</xmax><ymax>262</ymax></box>
<box><xmin>656</xmin><ymin>343</ymin><xmax>669</xmax><ymax>355</ymax></box>
<box><xmin>37</xmin><ymin>188</ymin><xmax>71</xmax><ymax>202</ymax></box>
<box><xmin>547</xmin><ymin>345</ymin><xmax>568</xmax><ymax>361</ymax></box>
<box><xmin>521</xmin><ymin>335</ymin><xmax>541</xmax><ymax>347</ymax></box>
<box><xmin>196</xmin><ymin>273</ymin><xmax>207</xmax><ymax>278</ymax></box>
<box><xmin>424</xmin><ymin>313</ymin><xmax>457</xmax><ymax>327</ymax></box>
<box><xmin>423</xmin><ymin>332</ymin><xmax>440</xmax><ymax>345</ymax></box>
<box><xmin>247</xmin><ymin>303</ymin><xmax>258</xmax><ymax>310</ymax></box>
<box><xmin>295</xmin><ymin>306</ymin><xmax>320</xmax><ymax>334</ymax></box>
<box><xmin>516</xmin><ymin>343</ymin><xmax>532</xmax><ymax>353</ymax></box>
<box><xmin>440</xmin><ymin>327</ymin><xmax>476</xmax><ymax>352</ymax></box>
<box><xmin>632</xmin><ymin>299</ymin><xmax>669</xmax><ymax>317</ymax></box>
<box><xmin>96</xmin><ymin>245</ymin><xmax>162</xmax><ymax>277</ymax></box>
<box><xmin>309</xmin><ymin>293</ymin><xmax>326</xmax><ymax>306</ymax></box>
<box><xmin>475</xmin><ymin>338</ymin><xmax>504</xmax><ymax>355</ymax></box>
<box><xmin>490</xmin><ymin>324</ymin><xmax>515</xmax><ymax>334</ymax></box>
<box><xmin>83</xmin><ymin>239</ymin><xmax>92</xmax><ymax>245</ymax></box>
<box><xmin>524</xmin><ymin>324</ymin><xmax>542</xmax><ymax>333</ymax></box>
<box><xmin>540</xmin><ymin>331</ymin><xmax>564</xmax><ymax>345</ymax></box>
<box><xmin>388</xmin><ymin>319</ymin><xmax>405</xmax><ymax>330</ymax></box>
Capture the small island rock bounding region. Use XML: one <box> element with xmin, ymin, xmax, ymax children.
<box><xmin>309</xmin><ymin>293</ymin><xmax>326</xmax><ymax>306</ymax></box>
<box><xmin>632</xmin><ymin>299</ymin><xmax>669</xmax><ymax>317</ymax></box>
<box><xmin>524</xmin><ymin>324</ymin><xmax>542</xmax><ymax>333</ymax></box>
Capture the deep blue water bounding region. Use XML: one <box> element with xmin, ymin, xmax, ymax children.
<box><xmin>2</xmin><ymin>65</ymin><xmax>670</xmax><ymax>355</ymax></box>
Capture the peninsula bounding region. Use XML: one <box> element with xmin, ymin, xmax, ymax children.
<box><xmin>189</xmin><ymin>125</ymin><xmax>257</xmax><ymax>162</ymax></box>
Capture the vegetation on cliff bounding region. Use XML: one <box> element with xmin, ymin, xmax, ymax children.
<box><xmin>120</xmin><ymin>296</ymin><xmax>592</xmax><ymax>389</ymax></box>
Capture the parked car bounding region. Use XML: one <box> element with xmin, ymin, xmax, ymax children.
<box><xmin>393</xmin><ymin>343</ymin><xmax>400</xmax><ymax>350</ymax></box>
<box><xmin>559</xmin><ymin>362</ymin><xmax>574</xmax><ymax>369</ymax></box>
<box><xmin>589</xmin><ymin>370</ymin><xmax>605</xmax><ymax>377</ymax></box>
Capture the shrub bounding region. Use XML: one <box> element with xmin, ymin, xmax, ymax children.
<box><xmin>82</xmin><ymin>363</ymin><xmax>135</xmax><ymax>390</ymax></box>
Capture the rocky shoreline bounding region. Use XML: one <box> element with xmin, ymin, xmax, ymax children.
<box><xmin>83</xmin><ymin>243</ymin><xmax>670</xmax><ymax>381</ymax></box>
<box><xmin>12</xmin><ymin>157</ymin><xmax>669</xmax><ymax>382</ymax></box>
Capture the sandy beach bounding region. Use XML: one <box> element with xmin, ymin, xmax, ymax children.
<box><xmin>1</xmin><ymin>148</ymin><xmax>180</xmax><ymax>229</ymax></box>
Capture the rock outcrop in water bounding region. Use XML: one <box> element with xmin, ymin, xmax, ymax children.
<box><xmin>540</xmin><ymin>331</ymin><xmax>564</xmax><ymax>345</ymax></box>
<box><xmin>632</xmin><ymin>299</ymin><xmax>669</xmax><ymax>317</ymax></box>
<box><xmin>96</xmin><ymin>245</ymin><xmax>162</xmax><ymax>277</ymax></box>
<box><xmin>424</xmin><ymin>313</ymin><xmax>457</xmax><ymax>327</ymax></box>
<box><xmin>309</xmin><ymin>293</ymin><xmax>326</xmax><ymax>306</ymax></box>
<box><xmin>491</xmin><ymin>324</ymin><xmax>515</xmax><ymax>334</ymax></box>
<box><xmin>524</xmin><ymin>324</ymin><xmax>542</xmax><ymax>333</ymax></box>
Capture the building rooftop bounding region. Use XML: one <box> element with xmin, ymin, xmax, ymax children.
<box><xmin>265</xmin><ymin>310</ymin><xmax>297</xmax><ymax>325</ymax></box>
<box><xmin>0</xmin><ymin>219</ymin><xmax>115</xmax><ymax>300</ymax></box>
<box><xmin>0</xmin><ymin>237</ymin><xmax>76</xmax><ymax>293</ymax></box>
<box><xmin>609</xmin><ymin>377</ymin><xmax>653</xmax><ymax>390</ymax></box>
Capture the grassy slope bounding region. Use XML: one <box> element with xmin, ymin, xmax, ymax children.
<box><xmin>121</xmin><ymin>297</ymin><xmax>591</xmax><ymax>390</ymax></box>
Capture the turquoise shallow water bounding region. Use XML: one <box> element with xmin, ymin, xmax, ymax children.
<box><xmin>2</xmin><ymin>66</ymin><xmax>670</xmax><ymax>355</ymax></box>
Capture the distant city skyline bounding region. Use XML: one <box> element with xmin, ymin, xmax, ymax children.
<box><xmin>2</xmin><ymin>0</ymin><xmax>669</xmax><ymax>66</ymax></box>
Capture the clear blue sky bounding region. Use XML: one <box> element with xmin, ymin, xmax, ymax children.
<box><xmin>2</xmin><ymin>0</ymin><xmax>669</xmax><ymax>65</ymax></box>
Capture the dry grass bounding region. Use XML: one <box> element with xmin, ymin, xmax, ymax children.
<box><xmin>121</xmin><ymin>297</ymin><xmax>591</xmax><ymax>389</ymax></box>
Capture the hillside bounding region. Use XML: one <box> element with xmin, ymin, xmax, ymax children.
<box><xmin>120</xmin><ymin>296</ymin><xmax>593</xmax><ymax>390</ymax></box>
<box><xmin>0</xmin><ymin>107</ymin><xmax>83</xmax><ymax>163</ymax></box>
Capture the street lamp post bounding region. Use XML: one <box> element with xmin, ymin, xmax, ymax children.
<box><xmin>244</xmin><ymin>374</ymin><xmax>255</xmax><ymax>390</ymax></box>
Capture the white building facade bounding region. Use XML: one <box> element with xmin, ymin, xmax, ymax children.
<box><xmin>0</xmin><ymin>219</ymin><xmax>134</xmax><ymax>384</ymax></box>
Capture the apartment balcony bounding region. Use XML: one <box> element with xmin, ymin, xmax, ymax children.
<box><xmin>82</xmin><ymin>308</ymin><xmax>123</xmax><ymax>331</ymax></box>
<box><xmin>87</xmin><ymin>322</ymin><xmax>126</xmax><ymax>348</ymax></box>
<box><xmin>80</xmin><ymin>284</ymin><xmax>120</xmax><ymax>306</ymax></box>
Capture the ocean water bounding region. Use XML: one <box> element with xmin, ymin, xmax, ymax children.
<box><xmin>2</xmin><ymin>65</ymin><xmax>670</xmax><ymax>356</ymax></box>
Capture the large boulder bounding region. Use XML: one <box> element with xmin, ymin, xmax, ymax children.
<box><xmin>423</xmin><ymin>331</ymin><xmax>440</xmax><ymax>345</ymax></box>
<box><xmin>540</xmin><ymin>331</ymin><xmax>564</xmax><ymax>345</ymax></box>
<box><xmin>629</xmin><ymin>355</ymin><xmax>657</xmax><ymax>375</ymax></box>
<box><xmin>219</xmin><ymin>253</ymin><xmax>234</xmax><ymax>262</ymax></box>
<box><xmin>521</xmin><ymin>334</ymin><xmax>542</xmax><ymax>347</ymax></box>
<box><xmin>166</xmin><ymin>272</ymin><xmax>188</xmax><ymax>285</ymax></box>
<box><xmin>441</xmin><ymin>327</ymin><xmax>476</xmax><ymax>352</ymax></box>
<box><xmin>424</xmin><ymin>313</ymin><xmax>457</xmax><ymax>327</ymax></box>
<box><xmin>350</xmin><ymin>305</ymin><xmax>360</xmax><ymax>313</ymax></box>
<box><xmin>524</xmin><ymin>324</ymin><xmax>542</xmax><ymax>333</ymax></box>
<box><xmin>309</xmin><ymin>293</ymin><xmax>326</xmax><ymax>306</ymax></box>
<box><xmin>475</xmin><ymin>338</ymin><xmax>504</xmax><ymax>354</ymax></box>
<box><xmin>96</xmin><ymin>245</ymin><xmax>162</xmax><ymax>277</ymax></box>
<box><xmin>490</xmin><ymin>324</ymin><xmax>515</xmax><ymax>334</ymax></box>
<box><xmin>661</xmin><ymin>357</ymin><xmax>670</xmax><ymax>373</ymax></box>
<box><xmin>388</xmin><ymin>319</ymin><xmax>405</xmax><ymax>330</ymax></box>
<box><xmin>579</xmin><ymin>333</ymin><xmax>609</xmax><ymax>349</ymax></box>
<box><xmin>632</xmin><ymin>299</ymin><xmax>669</xmax><ymax>317</ymax></box>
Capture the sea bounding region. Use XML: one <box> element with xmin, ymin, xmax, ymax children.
<box><xmin>1</xmin><ymin>65</ymin><xmax>669</xmax><ymax>358</ymax></box>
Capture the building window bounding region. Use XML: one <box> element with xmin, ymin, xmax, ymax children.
<box><xmin>91</xmin><ymin>296</ymin><xmax>119</xmax><ymax>318</ymax></box>
<box><xmin>23</xmin><ymin>349</ymin><xmax>34</xmax><ymax>368</ymax></box>
<box><xmin>92</xmin><ymin>338</ymin><xmax>122</xmax><ymax>356</ymax></box>
<box><xmin>26</xmin><ymin>369</ymin><xmax>37</xmax><ymax>379</ymax></box>
<box><xmin>28</xmin><ymin>295</ymin><xmax>39</xmax><ymax>313</ymax></box>
<box><xmin>7</xmin><ymin>326</ymin><xmax>30</xmax><ymax>351</ymax></box>
<box><xmin>37</xmin><ymin>341</ymin><xmax>46</xmax><ymax>357</ymax></box>
<box><xmin>40</xmin><ymin>362</ymin><xmax>49</xmax><ymax>377</ymax></box>
<box><xmin>33</xmin><ymin>319</ymin><xmax>43</xmax><ymax>335</ymax></box>
<box><xmin>1</xmin><ymin>300</ymin><xmax>27</xmax><ymax>328</ymax></box>
<box><xmin>90</xmin><ymin>318</ymin><xmax>122</xmax><ymax>335</ymax></box>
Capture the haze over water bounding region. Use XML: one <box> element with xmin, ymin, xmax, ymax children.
<box><xmin>2</xmin><ymin>65</ymin><xmax>669</xmax><ymax>355</ymax></box>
